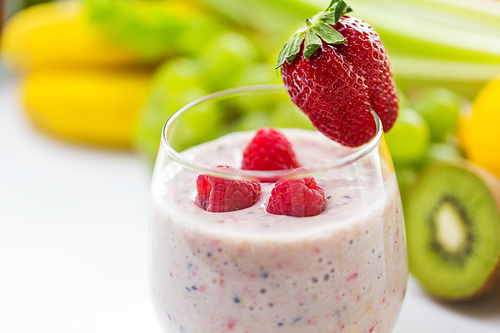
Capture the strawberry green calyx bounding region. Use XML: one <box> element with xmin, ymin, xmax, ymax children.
<box><xmin>275</xmin><ymin>0</ymin><xmax>352</xmax><ymax>68</ymax></box>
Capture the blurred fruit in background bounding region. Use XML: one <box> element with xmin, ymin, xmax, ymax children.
<box><xmin>384</xmin><ymin>85</ymin><xmax>468</xmax><ymax>194</ymax></box>
<box><xmin>0</xmin><ymin>0</ymin><xmax>281</xmax><ymax>149</ymax></box>
<box><xmin>22</xmin><ymin>66</ymin><xmax>152</xmax><ymax>147</ymax></box>
<box><xmin>385</xmin><ymin>107</ymin><xmax>431</xmax><ymax>168</ymax></box>
<box><xmin>2</xmin><ymin>0</ymin><xmax>499</xmax><ymax>155</ymax></box>
<box><xmin>1</xmin><ymin>0</ymin><xmax>231</xmax><ymax>70</ymax></box>
<box><xmin>384</xmin><ymin>80</ymin><xmax>500</xmax><ymax>301</ymax></box>
<box><xmin>1</xmin><ymin>0</ymin><xmax>159</xmax><ymax>148</ymax></box>
<box><xmin>404</xmin><ymin>160</ymin><xmax>500</xmax><ymax>301</ymax></box>
<box><xmin>84</xmin><ymin>0</ymin><xmax>230</xmax><ymax>63</ymax></box>
<box><xmin>133</xmin><ymin>32</ymin><xmax>283</xmax><ymax>163</ymax></box>
<box><xmin>1</xmin><ymin>1</ymin><xmax>142</xmax><ymax>71</ymax></box>
<box><xmin>459</xmin><ymin>75</ymin><xmax>500</xmax><ymax>179</ymax></box>
<box><xmin>412</xmin><ymin>87</ymin><xmax>462</xmax><ymax>142</ymax></box>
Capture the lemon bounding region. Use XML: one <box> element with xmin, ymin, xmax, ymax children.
<box><xmin>460</xmin><ymin>75</ymin><xmax>500</xmax><ymax>178</ymax></box>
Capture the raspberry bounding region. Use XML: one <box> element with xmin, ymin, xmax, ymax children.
<box><xmin>267</xmin><ymin>169</ymin><xmax>326</xmax><ymax>217</ymax></box>
<box><xmin>196</xmin><ymin>165</ymin><xmax>261</xmax><ymax>213</ymax></box>
<box><xmin>242</xmin><ymin>128</ymin><xmax>300</xmax><ymax>171</ymax></box>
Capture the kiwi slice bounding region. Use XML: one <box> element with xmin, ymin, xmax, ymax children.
<box><xmin>405</xmin><ymin>161</ymin><xmax>500</xmax><ymax>301</ymax></box>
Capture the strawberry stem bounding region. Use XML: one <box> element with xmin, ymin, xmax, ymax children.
<box><xmin>275</xmin><ymin>0</ymin><xmax>353</xmax><ymax>68</ymax></box>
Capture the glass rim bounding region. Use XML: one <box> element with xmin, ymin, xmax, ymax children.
<box><xmin>161</xmin><ymin>84</ymin><xmax>383</xmax><ymax>179</ymax></box>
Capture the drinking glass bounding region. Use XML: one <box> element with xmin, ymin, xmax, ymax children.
<box><xmin>148</xmin><ymin>84</ymin><xmax>407</xmax><ymax>333</ymax></box>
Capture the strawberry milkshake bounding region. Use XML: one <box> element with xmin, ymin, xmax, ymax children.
<box><xmin>149</xmin><ymin>126</ymin><xmax>407</xmax><ymax>333</ymax></box>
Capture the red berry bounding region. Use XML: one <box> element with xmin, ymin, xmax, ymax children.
<box><xmin>276</xmin><ymin>2</ymin><xmax>398</xmax><ymax>147</ymax></box>
<box><xmin>267</xmin><ymin>170</ymin><xmax>326</xmax><ymax>217</ymax></box>
<box><xmin>334</xmin><ymin>16</ymin><xmax>398</xmax><ymax>132</ymax></box>
<box><xmin>242</xmin><ymin>127</ymin><xmax>300</xmax><ymax>171</ymax></box>
<box><xmin>282</xmin><ymin>41</ymin><xmax>375</xmax><ymax>147</ymax></box>
<box><xmin>196</xmin><ymin>165</ymin><xmax>261</xmax><ymax>213</ymax></box>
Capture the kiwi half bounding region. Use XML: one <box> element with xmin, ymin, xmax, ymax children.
<box><xmin>405</xmin><ymin>161</ymin><xmax>500</xmax><ymax>301</ymax></box>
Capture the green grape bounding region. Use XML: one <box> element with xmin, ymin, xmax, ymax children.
<box><xmin>232</xmin><ymin>62</ymin><xmax>283</xmax><ymax>124</ymax></box>
<box><xmin>200</xmin><ymin>32</ymin><xmax>259</xmax><ymax>92</ymax></box>
<box><xmin>198</xmin><ymin>34</ymin><xmax>278</xmax><ymax>139</ymax></box>
<box><xmin>169</xmin><ymin>102</ymin><xmax>224</xmax><ymax>152</ymax></box>
<box><xmin>233</xmin><ymin>63</ymin><xmax>282</xmax><ymax>109</ymax></box>
<box><xmin>229</xmin><ymin>110</ymin><xmax>275</xmax><ymax>133</ymax></box>
<box><xmin>133</xmin><ymin>58</ymin><xmax>208</xmax><ymax>164</ymax></box>
<box><xmin>173</xmin><ymin>15</ymin><xmax>228</xmax><ymax>59</ymax></box>
<box><xmin>385</xmin><ymin>107</ymin><xmax>431</xmax><ymax>167</ymax></box>
<box><xmin>219</xmin><ymin>83</ymin><xmax>288</xmax><ymax>135</ymax></box>
<box><xmin>161</xmin><ymin>58</ymin><xmax>207</xmax><ymax>112</ymax></box>
<box><xmin>235</xmin><ymin>62</ymin><xmax>281</xmax><ymax>87</ymax></box>
<box><xmin>411</xmin><ymin>87</ymin><xmax>464</xmax><ymax>142</ymax></box>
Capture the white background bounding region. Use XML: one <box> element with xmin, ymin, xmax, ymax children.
<box><xmin>1</xmin><ymin>77</ymin><xmax>499</xmax><ymax>332</ymax></box>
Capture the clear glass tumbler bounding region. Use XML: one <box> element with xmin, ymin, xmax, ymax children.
<box><xmin>148</xmin><ymin>85</ymin><xmax>408</xmax><ymax>333</ymax></box>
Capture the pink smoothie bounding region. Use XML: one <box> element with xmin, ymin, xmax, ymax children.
<box><xmin>149</xmin><ymin>129</ymin><xmax>407</xmax><ymax>333</ymax></box>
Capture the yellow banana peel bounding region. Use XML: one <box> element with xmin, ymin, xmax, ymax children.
<box><xmin>21</xmin><ymin>67</ymin><xmax>153</xmax><ymax>148</ymax></box>
<box><xmin>0</xmin><ymin>1</ymin><xmax>143</xmax><ymax>72</ymax></box>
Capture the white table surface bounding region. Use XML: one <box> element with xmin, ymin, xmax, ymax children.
<box><xmin>1</xmin><ymin>77</ymin><xmax>499</xmax><ymax>333</ymax></box>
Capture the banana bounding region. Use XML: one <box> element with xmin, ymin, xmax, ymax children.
<box><xmin>0</xmin><ymin>1</ymin><xmax>143</xmax><ymax>72</ymax></box>
<box><xmin>21</xmin><ymin>67</ymin><xmax>153</xmax><ymax>148</ymax></box>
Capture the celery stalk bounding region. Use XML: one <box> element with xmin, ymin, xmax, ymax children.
<box><xmin>191</xmin><ymin>0</ymin><xmax>318</xmax><ymax>37</ymax></box>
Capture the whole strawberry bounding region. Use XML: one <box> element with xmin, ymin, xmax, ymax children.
<box><xmin>276</xmin><ymin>0</ymin><xmax>398</xmax><ymax>147</ymax></box>
<box><xmin>196</xmin><ymin>165</ymin><xmax>261</xmax><ymax>213</ymax></box>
